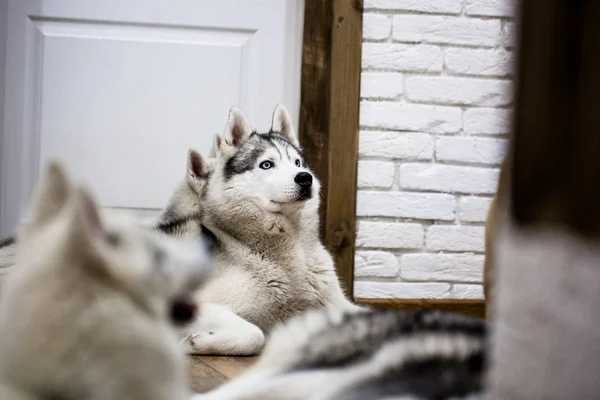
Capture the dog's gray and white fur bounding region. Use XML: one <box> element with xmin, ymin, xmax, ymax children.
<box><xmin>0</xmin><ymin>162</ymin><xmax>213</xmax><ymax>400</ymax></box>
<box><xmin>192</xmin><ymin>307</ymin><xmax>487</xmax><ymax>400</ymax></box>
<box><xmin>161</xmin><ymin>105</ymin><xmax>359</xmax><ymax>355</ymax></box>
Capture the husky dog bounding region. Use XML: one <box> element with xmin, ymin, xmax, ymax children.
<box><xmin>0</xmin><ymin>162</ymin><xmax>213</xmax><ymax>400</ymax></box>
<box><xmin>192</xmin><ymin>308</ymin><xmax>487</xmax><ymax>400</ymax></box>
<box><xmin>161</xmin><ymin>105</ymin><xmax>359</xmax><ymax>355</ymax></box>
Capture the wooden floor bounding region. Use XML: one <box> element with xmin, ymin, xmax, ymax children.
<box><xmin>189</xmin><ymin>356</ymin><xmax>258</xmax><ymax>393</ymax></box>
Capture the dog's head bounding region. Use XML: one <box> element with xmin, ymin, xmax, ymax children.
<box><xmin>16</xmin><ymin>162</ymin><xmax>213</xmax><ymax>326</ymax></box>
<box><xmin>213</xmin><ymin>105</ymin><xmax>320</xmax><ymax>214</ymax></box>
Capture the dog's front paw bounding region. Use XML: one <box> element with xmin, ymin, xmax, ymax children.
<box><xmin>180</xmin><ymin>335</ymin><xmax>196</xmax><ymax>354</ymax></box>
<box><xmin>181</xmin><ymin>331</ymin><xmax>218</xmax><ymax>355</ymax></box>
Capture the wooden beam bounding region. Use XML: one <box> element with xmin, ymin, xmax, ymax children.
<box><xmin>510</xmin><ymin>1</ymin><xmax>600</xmax><ymax>235</ymax></box>
<box><xmin>299</xmin><ymin>0</ymin><xmax>363</xmax><ymax>299</ymax></box>
<box><xmin>298</xmin><ymin>0</ymin><xmax>332</xmax><ymax>244</ymax></box>
<box><xmin>356</xmin><ymin>298</ymin><xmax>486</xmax><ymax>320</ymax></box>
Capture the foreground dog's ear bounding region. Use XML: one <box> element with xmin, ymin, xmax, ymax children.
<box><xmin>71</xmin><ymin>186</ymin><xmax>103</xmax><ymax>240</ymax></box>
<box><xmin>208</xmin><ymin>133</ymin><xmax>222</xmax><ymax>159</ymax></box>
<box><xmin>187</xmin><ymin>149</ymin><xmax>209</xmax><ymax>194</ymax></box>
<box><xmin>271</xmin><ymin>104</ymin><xmax>299</xmax><ymax>147</ymax></box>
<box><xmin>223</xmin><ymin>107</ymin><xmax>252</xmax><ymax>151</ymax></box>
<box><xmin>27</xmin><ymin>161</ymin><xmax>71</xmax><ymax>229</ymax></box>
<box><xmin>65</xmin><ymin>185</ymin><xmax>105</xmax><ymax>258</ymax></box>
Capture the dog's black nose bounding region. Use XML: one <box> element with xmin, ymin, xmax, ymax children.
<box><xmin>170</xmin><ymin>299</ymin><xmax>198</xmax><ymax>325</ymax></box>
<box><xmin>295</xmin><ymin>172</ymin><xmax>313</xmax><ymax>187</ymax></box>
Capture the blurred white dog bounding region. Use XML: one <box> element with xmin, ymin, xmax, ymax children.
<box><xmin>0</xmin><ymin>162</ymin><xmax>213</xmax><ymax>400</ymax></box>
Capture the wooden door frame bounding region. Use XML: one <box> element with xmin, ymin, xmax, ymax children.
<box><xmin>298</xmin><ymin>1</ymin><xmax>486</xmax><ymax>318</ymax></box>
<box><xmin>298</xmin><ymin>0</ymin><xmax>362</xmax><ymax>300</ymax></box>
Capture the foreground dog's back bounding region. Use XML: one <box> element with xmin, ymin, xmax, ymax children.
<box><xmin>0</xmin><ymin>162</ymin><xmax>212</xmax><ymax>400</ymax></box>
<box><xmin>194</xmin><ymin>308</ymin><xmax>486</xmax><ymax>400</ymax></box>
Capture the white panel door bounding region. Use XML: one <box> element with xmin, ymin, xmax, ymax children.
<box><xmin>0</xmin><ymin>0</ymin><xmax>304</xmax><ymax>235</ymax></box>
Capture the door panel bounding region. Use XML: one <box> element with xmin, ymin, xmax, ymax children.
<box><xmin>0</xmin><ymin>0</ymin><xmax>304</xmax><ymax>234</ymax></box>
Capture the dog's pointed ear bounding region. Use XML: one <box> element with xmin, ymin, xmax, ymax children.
<box><xmin>27</xmin><ymin>161</ymin><xmax>71</xmax><ymax>229</ymax></box>
<box><xmin>187</xmin><ymin>148</ymin><xmax>209</xmax><ymax>194</ymax></box>
<box><xmin>223</xmin><ymin>107</ymin><xmax>252</xmax><ymax>150</ymax></box>
<box><xmin>208</xmin><ymin>134</ymin><xmax>222</xmax><ymax>159</ymax></box>
<box><xmin>64</xmin><ymin>184</ymin><xmax>104</xmax><ymax>258</ymax></box>
<box><xmin>271</xmin><ymin>104</ymin><xmax>299</xmax><ymax>147</ymax></box>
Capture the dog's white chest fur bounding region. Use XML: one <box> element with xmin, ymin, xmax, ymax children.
<box><xmin>198</xmin><ymin>196</ymin><xmax>345</xmax><ymax>333</ymax></box>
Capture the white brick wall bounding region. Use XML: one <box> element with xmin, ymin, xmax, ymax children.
<box><xmin>356</xmin><ymin>0</ymin><xmax>514</xmax><ymax>299</ymax></box>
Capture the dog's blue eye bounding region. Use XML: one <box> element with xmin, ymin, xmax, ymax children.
<box><xmin>295</xmin><ymin>159</ymin><xmax>301</xmax><ymax>167</ymax></box>
<box><xmin>259</xmin><ymin>161</ymin><xmax>273</xmax><ymax>169</ymax></box>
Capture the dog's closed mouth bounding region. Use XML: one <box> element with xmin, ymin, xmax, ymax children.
<box><xmin>296</xmin><ymin>194</ymin><xmax>312</xmax><ymax>201</ymax></box>
<box><xmin>270</xmin><ymin>198</ymin><xmax>310</xmax><ymax>205</ymax></box>
<box><xmin>270</xmin><ymin>200</ymin><xmax>296</xmax><ymax>205</ymax></box>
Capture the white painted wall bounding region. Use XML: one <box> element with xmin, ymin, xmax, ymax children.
<box><xmin>0</xmin><ymin>0</ymin><xmax>7</xmax><ymax>226</ymax></box>
<box><xmin>355</xmin><ymin>0</ymin><xmax>515</xmax><ymax>299</ymax></box>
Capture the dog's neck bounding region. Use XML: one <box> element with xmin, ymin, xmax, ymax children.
<box><xmin>203</xmin><ymin>194</ymin><xmax>306</xmax><ymax>250</ymax></box>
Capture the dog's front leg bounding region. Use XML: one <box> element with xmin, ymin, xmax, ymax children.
<box><xmin>180</xmin><ymin>303</ymin><xmax>264</xmax><ymax>356</ymax></box>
